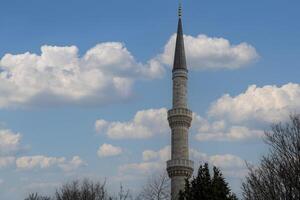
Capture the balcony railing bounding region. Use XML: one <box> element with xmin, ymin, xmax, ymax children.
<box><xmin>168</xmin><ymin>108</ymin><xmax>192</xmax><ymax>117</ymax></box>
<box><xmin>167</xmin><ymin>159</ymin><xmax>194</xmax><ymax>169</ymax></box>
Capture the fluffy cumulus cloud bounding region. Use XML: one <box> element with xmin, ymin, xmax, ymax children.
<box><xmin>0</xmin><ymin>43</ymin><xmax>163</xmax><ymax>108</ymax></box>
<box><xmin>16</xmin><ymin>155</ymin><xmax>85</xmax><ymax>171</ymax></box>
<box><xmin>59</xmin><ymin>156</ymin><xmax>86</xmax><ymax>172</ymax></box>
<box><xmin>208</xmin><ymin>83</ymin><xmax>300</xmax><ymax>124</ymax></box>
<box><xmin>94</xmin><ymin>83</ymin><xmax>300</xmax><ymax>142</ymax></box>
<box><xmin>119</xmin><ymin>147</ymin><xmax>169</xmax><ymax>176</ymax></box>
<box><xmin>195</xmin><ymin>126</ymin><xmax>264</xmax><ymax>141</ymax></box>
<box><xmin>192</xmin><ymin>114</ymin><xmax>264</xmax><ymax>141</ymax></box>
<box><xmin>0</xmin><ymin>126</ymin><xmax>85</xmax><ymax>172</ymax></box>
<box><xmin>142</xmin><ymin>146</ymin><xmax>171</xmax><ymax>162</ymax></box>
<box><xmin>97</xmin><ymin>143</ymin><xmax>122</xmax><ymax>157</ymax></box>
<box><xmin>209</xmin><ymin>154</ymin><xmax>244</xmax><ymax>169</ymax></box>
<box><xmin>96</xmin><ymin>107</ymin><xmax>264</xmax><ymax>141</ymax></box>
<box><xmin>0</xmin><ymin>129</ymin><xmax>22</xmax><ymax>156</ymax></box>
<box><xmin>0</xmin><ymin>34</ymin><xmax>258</xmax><ymax>108</ymax></box>
<box><xmin>95</xmin><ymin>108</ymin><xmax>168</xmax><ymax>139</ymax></box>
<box><xmin>119</xmin><ymin>146</ymin><xmax>246</xmax><ymax>178</ymax></box>
<box><xmin>159</xmin><ymin>34</ymin><xmax>258</xmax><ymax>70</ymax></box>
<box><xmin>16</xmin><ymin>156</ymin><xmax>65</xmax><ymax>170</ymax></box>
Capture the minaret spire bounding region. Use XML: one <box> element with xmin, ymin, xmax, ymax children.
<box><xmin>173</xmin><ymin>2</ymin><xmax>187</xmax><ymax>72</ymax></box>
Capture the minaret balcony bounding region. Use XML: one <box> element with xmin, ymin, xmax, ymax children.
<box><xmin>168</xmin><ymin>108</ymin><xmax>192</xmax><ymax>127</ymax></box>
<box><xmin>166</xmin><ymin>159</ymin><xmax>194</xmax><ymax>177</ymax></box>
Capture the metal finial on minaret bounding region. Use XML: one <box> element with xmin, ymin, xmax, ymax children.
<box><xmin>178</xmin><ymin>2</ymin><xmax>182</xmax><ymax>18</ymax></box>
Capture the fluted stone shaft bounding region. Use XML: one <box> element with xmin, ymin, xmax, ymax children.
<box><xmin>172</xmin><ymin>70</ymin><xmax>188</xmax><ymax>108</ymax></box>
<box><xmin>167</xmin><ymin>70</ymin><xmax>193</xmax><ymax>199</ymax></box>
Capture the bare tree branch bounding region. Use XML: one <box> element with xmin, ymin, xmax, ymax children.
<box><xmin>242</xmin><ymin>115</ymin><xmax>300</xmax><ymax>200</ymax></box>
<box><xmin>137</xmin><ymin>172</ymin><xmax>170</xmax><ymax>200</ymax></box>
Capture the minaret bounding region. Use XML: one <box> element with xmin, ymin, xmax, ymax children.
<box><xmin>167</xmin><ymin>3</ymin><xmax>194</xmax><ymax>199</ymax></box>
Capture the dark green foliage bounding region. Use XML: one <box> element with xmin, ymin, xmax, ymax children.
<box><xmin>179</xmin><ymin>163</ymin><xmax>238</xmax><ymax>200</ymax></box>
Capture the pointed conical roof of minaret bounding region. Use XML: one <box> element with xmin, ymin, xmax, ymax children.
<box><xmin>173</xmin><ymin>3</ymin><xmax>187</xmax><ymax>72</ymax></box>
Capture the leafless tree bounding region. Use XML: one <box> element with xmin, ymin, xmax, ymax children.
<box><xmin>54</xmin><ymin>179</ymin><xmax>133</xmax><ymax>200</ymax></box>
<box><xmin>110</xmin><ymin>184</ymin><xmax>132</xmax><ymax>200</ymax></box>
<box><xmin>137</xmin><ymin>172</ymin><xmax>170</xmax><ymax>200</ymax></box>
<box><xmin>25</xmin><ymin>193</ymin><xmax>51</xmax><ymax>200</ymax></box>
<box><xmin>24</xmin><ymin>179</ymin><xmax>133</xmax><ymax>200</ymax></box>
<box><xmin>55</xmin><ymin>179</ymin><xmax>110</xmax><ymax>200</ymax></box>
<box><xmin>242</xmin><ymin>115</ymin><xmax>300</xmax><ymax>200</ymax></box>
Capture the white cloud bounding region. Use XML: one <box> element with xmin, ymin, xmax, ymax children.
<box><xmin>192</xmin><ymin>112</ymin><xmax>264</xmax><ymax>141</ymax></box>
<box><xmin>192</xmin><ymin>83</ymin><xmax>300</xmax><ymax>141</ymax></box>
<box><xmin>95</xmin><ymin>120</ymin><xmax>109</xmax><ymax>133</ymax></box>
<box><xmin>0</xmin><ymin>34</ymin><xmax>258</xmax><ymax>109</ymax></box>
<box><xmin>119</xmin><ymin>146</ymin><xmax>170</xmax><ymax>176</ymax></box>
<box><xmin>0</xmin><ymin>156</ymin><xmax>15</xmax><ymax>168</ymax></box>
<box><xmin>119</xmin><ymin>162</ymin><xmax>163</xmax><ymax>176</ymax></box>
<box><xmin>97</xmin><ymin>143</ymin><xmax>122</xmax><ymax>157</ymax></box>
<box><xmin>209</xmin><ymin>154</ymin><xmax>245</xmax><ymax>169</ymax></box>
<box><xmin>0</xmin><ymin>43</ymin><xmax>163</xmax><ymax>108</ymax></box>
<box><xmin>195</xmin><ymin>125</ymin><xmax>264</xmax><ymax>142</ymax></box>
<box><xmin>142</xmin><ymin>146</ymin><xmax>208</xmax><ymax>163</ymax></box>
<box><xmin>142</xmin><ymin>146</ymin><xmax>171</xmax><ymax>162</ymax></box>
<box><xmin>95</xmin><ymin>108</ymin><xmax>168</xmax><ymax>139</ymax></box>
<box><xmin>16</xmin><ymin>155</ymin><xmax>85</xmax><ymax>171</ymax></box>
<box><xmin>95</xmin><ymin>107</ymin><xmax>263</xmax><ymax>141</ymax></box>
<box><xmin>16</xmin><ymin>156</ymin><xmax>65</xmax><ymax>170</ymax></box>
<box><xmin>120</xmin><ymin>146</ymin><xmax>246</xmax><ymax>179</ymax></box>
<box><xmin>0</xmin><ymin>129</ymin><xmax>22</xmax><ymax>156</ymax></box>
<box><xmin>59</xmin><ymin>156</ymin><xmax>86</xmax><ymax>172</ymax></box>
<box><xmin>208</xmin><ymin>83</ymin><xmax>300</xmax><ymax>124</ymax></box>
<box><xmin>209</xmin><ymin>154</ymin><xmax>247</xmax><ymax>178</ymax></box>
<box><xmin>160</xmin><ymin>34</ymin><xmax>258</xmax><ymax>70</ymax></box>
<box><xmin>189</xmin><ymin>148</ymin><xmax>208</xmax><ymax>161</ymax></box>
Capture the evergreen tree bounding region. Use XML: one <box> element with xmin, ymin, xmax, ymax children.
<box><xmin>179</xmin><ymin>163</ymin><xmax>238</xmax><ymax>200</ymax></box>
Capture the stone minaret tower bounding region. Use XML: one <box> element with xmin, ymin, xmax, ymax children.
<box><xmin>166</xmin><ymin>3</ymin><xmax>194</xmax><ymax>200</ymax></box>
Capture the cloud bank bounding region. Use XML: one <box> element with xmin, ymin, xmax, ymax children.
<box><xmin>208</xmin><ymin>83</ymin><xmax>300</xmax><ymax>124</ymax></box>
<box><xmin>0</xmin><ymin>126</ymin><xmax>85</xmax><ymax>172</ymax></box>
<box><xmin>16</xmin><ymin>155</ymin><xmax>85</xmax><ymax>172</ymax></box>
<box><xmin>0</xmin><ymin>129</ymin><xmax>22</xmax><ymax>156</ymax></box>
<box><xmin>95</xmin><ymin>83</ymin><xmax>300</xmax><ymax>142</ymax></box>
<box><xmin>119</xmin><ymin>146</ymin><xmax>246</xmax><ymax>178</ymax></box>
<box><xmin>160</xmin><ymin>34</ymin><xmax>258</xmax><ymax>70</ymax></box>
<box><xmin>95</xmin><ymin>108</ymin><xmax>168</xmax><ymax>139</ymax></box>
<box><xmin>97</xmin><ymin>143</ymin><xmax>123</xmax><ymax>157</ymax></box>
<box><xmin>0</xmin><ymin>34</ymin><xmax>258</xmax><ymax>108</ymax></box>
<box><xmin>0</xmin><ymin>43</ymin><xmax>163</xmax><ymax>108</ymax></box>
<box><xmin>96</xmin><ymin>108</ymin><xmax>263</xmax><ymax>142</ymax></box>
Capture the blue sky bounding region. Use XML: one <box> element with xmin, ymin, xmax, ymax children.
<box><xmin>1</xmin><ymin>0</ymin><xmax>300</xmax><ymax>199</ymax></box>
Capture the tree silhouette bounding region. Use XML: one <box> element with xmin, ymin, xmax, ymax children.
<box><xmin>179</xmin><ymin>163</ymin><xmax>238</xmax><ymax>200</ymax></box>
<box><xmin>24</xmin><ymin>193</ymin><xmax>51</xmax><ymax>200</ymax></box>
<box><xmin>137</xmin><ymin>172</ymin><xmax>170</xmax><ymax>200</ymax></box>
<box><xmin>24</xmin><ymin>179</ymin><xmax>132</xmax><ymax>200</ymax></box>
<box><xmin>242</xmin><ymin>115</ymin><xmax>300</xmax><ymax>200</ymax></box>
